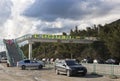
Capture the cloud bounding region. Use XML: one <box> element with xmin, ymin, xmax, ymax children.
<box><xmin>0</xmin><ymin>0</ymin><xmax>12</xmax><ymax>39</ymax></box>
<box><xmin>0</xmin><ymin>0</ymin><xmax>120</xmax><ymax>39</ymax></box>
<box><xmin>35</xmin><ymin>19</ymin><xmax>73</xmax><ymax>34</ymax></box>
<box><xmin>0</xmin><ymin>0</ymin><xmax>12</xmax><ymax>25</ymax></box>
<box><xmin>0</xmin><ymin>0</ymin><xmax>35</xmax><ymax>39</ymax></box>
<box><xmin>23</xmin><ymin>0</ymin><xmax>118</xmax><ymax>21</ymax></box>
<box><xmin>34</xmin><ymin>18</ymin><xmax>92</xmax><ymax>34</ymax></box>
<box><xmin>22</xmin><ymin>0</ymin><xmax>120</xmax><ymax>34</ymax></box>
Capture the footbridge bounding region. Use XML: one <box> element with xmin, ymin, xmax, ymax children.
<box><xmin>3</xmin><ymin>34</ymin><xmax>97</xmax><ymax>66</ymax></box>
<box><xmin>15</xmin><ymin>34</ymin><xmax>97</xmax><ymax>59</ymax></box>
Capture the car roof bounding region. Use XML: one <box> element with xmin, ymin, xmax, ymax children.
<box><xmin>56</xmin><ymin>59</ymin><xmax>76</xmax><ymax>62</ymax></box>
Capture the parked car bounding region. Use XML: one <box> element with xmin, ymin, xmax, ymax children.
<box><xmin>54</xmin><ymin>59</ymin><xmax>87</xmax><ymax>77</ymax></box>
<box><xmin>105</xmin><ymin>59</ymin><xmax>119</xmax><ymax>65</ymax></box>
<box><xmin>81</xmin><ymin>58</ymin><xmax>93</xmax><ymax>63</ymax></box>
<box><xmin>0</xmin><ymin>57</ymin><xmax>7</xmax><ymax>63</ymax></box>
<box><xmin>17</xmin><ymin>59</ymin><xmax>44</xmax><ymax>70</ymax></box>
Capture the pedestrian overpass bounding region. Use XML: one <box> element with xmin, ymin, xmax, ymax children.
<box><xmin>3</xmin><ymin>34</ymin><xmax>97</xmax><ymax>66</ymax></box>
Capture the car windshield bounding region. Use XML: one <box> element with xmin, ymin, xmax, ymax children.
<box><xmin>65</xmin><ymin>60</ymin><xmax>79</xmax><ymax>66</ymax></box>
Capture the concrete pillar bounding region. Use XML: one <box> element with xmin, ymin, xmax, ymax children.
<box><xmin>28</xmin><ymin>41</ymin><xmax>34</xmax><ymax>60</ymax></box>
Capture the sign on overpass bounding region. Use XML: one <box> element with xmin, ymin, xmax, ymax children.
<box><xmin>16</xmin><ymin>34</ymin><xmax>97</xmax><ymax>43</ymax></box>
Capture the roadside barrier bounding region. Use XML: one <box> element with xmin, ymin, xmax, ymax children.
<box><xmin>82</xmin><ymin>63</ymin><xmax>120</xmax><ymax>76</ymax></box>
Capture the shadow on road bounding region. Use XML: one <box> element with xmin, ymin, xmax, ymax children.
<box><xmin>84</xmin><ymin>74</ymin><xmax>103</xmax><ymax>78</ymax></box>
<box><xmin>65</xmin><ymin>73</ymin><xmax>103</xmax><ymax>78</ymax></box>
<box><xmin>42</xmin><ymin>67</ymin><xmax>53</xmax><ymax>70</ymax></box>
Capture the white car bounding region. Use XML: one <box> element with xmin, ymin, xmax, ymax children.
<box><xmin>17</xmin><ymin>59</ymin><xmax>44</xmax><ymax>70</ymax></box>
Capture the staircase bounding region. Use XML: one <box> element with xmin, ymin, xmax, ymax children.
<box><xmin>4</xmin><ymin>39</ymin><xmax>24</xmax><ymax>66</ymax></box>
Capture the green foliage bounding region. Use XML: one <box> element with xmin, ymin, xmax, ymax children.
<box><xmin>99</xmin><ymin>19</ymin><xmax>120</xmax><ymax>60</ymax></box>
<box><xmin>21</xmin><ymin>19</ymin><xmax>120</xmax><ymax>61</ymax></box>
<box><xmin>21</xmin><ymin>44</ymin><xmax>28</xmax><ymax>58</ymax></box>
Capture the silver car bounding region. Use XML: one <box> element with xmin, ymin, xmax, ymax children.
<box><xmin>17</xmin><ymin>59</ymin><xmax>44</xmax><ymax>70</ymax></box>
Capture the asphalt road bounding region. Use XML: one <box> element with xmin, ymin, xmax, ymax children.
<box><xmin>0</xmin><ymin>63</ymin><xmax>119</xmax><ymax>81</ymax></box>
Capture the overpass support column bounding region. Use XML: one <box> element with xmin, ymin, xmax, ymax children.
<box><xmin>28</xmin><ymin>41</ymin><xmax>34</xmax><ymax>60</ymax></box>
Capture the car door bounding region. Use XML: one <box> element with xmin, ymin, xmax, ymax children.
<box><xmin>24</xmin><ymin>60</ymin><xmax>30</xmax><ymax>67</ymax></box>
<box><xmin>30</xmin><ymin>60</ymin><xmax>39</xmax><ymax>67</ymax></box>
<box><xmin>59</xmin><ymin>61</ymin><xmax>67</xmax><ymax>72</ymax></box>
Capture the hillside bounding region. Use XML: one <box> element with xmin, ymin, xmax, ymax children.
<box><xmin>21</xmin><ymin>19</ymin><xmax>120</xmax><ymax>61</ymax></box>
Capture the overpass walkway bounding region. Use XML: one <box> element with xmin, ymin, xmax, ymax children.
<box><xmin>2</xmin><ymin>34</ymin><xmax>97</xmax><ymax>66</ymax></box>
<box><xmin>15</xmin><ymin>34</ymin><xmax>97</xmax><ymax>43</ymax></box>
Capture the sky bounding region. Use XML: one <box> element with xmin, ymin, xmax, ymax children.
<box><xmin>0</xmin><ymin>0</ymin><xmax>120</xmax><ymax>39</ymax></box>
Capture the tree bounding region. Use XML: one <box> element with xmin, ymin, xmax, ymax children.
<box><xmin>99</xmin><ymin>19</ymin><xmax>120</xmax><ymax>60</ymax></box>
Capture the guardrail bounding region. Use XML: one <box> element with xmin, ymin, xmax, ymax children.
<box><xmin>3</xmin><ymin>39</ymin><xmax>13</xmax><ymax>66</ymax></box>
<box><xmin>82</xmin><ymin>63</ymin><xmax>120</xmax><ymax>76</ymax></box>
<box><xmin>14</xmin><ymin>40</ymin><xmax>26</xmax><ymax>59</ymax></box>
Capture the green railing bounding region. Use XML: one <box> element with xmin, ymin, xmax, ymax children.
<box><xmin>15</xmin><ymin>34</ymin><xmax>32</xmax><ymax>43</ymax></box>
<box><xmin>3</xmin><ymin>39</ymin><xmax>25</xmax><ymax>66</ymax></box>
<box><xmin>5</xmin><ymin>48</ymin><xmax>13</xmax><ymax>66</ymax></box>
<box><xmin>14</xmin><ymin>40</ymin><xmax>26</xmax><ymax>59</ymax></box>
<box><xmin>3</xmin><ymin>39</ymin><xmax>13</xmax><ymax>66</ymax></box>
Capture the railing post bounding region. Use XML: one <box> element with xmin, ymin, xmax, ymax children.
<box><xmin>111</xmin><ymin>64</ymin><xmax>114</xmax><ymax>76</ymax></box>
<box><xmin>93</xmin><ymin>63</ymin><xmax>96</xmax><ymax>74</ymax></box>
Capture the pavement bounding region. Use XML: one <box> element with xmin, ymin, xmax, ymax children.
<box><xmin>0</xmin><ymin>63</ymin><xmax>119</xmax><ymax>81</ymax></box>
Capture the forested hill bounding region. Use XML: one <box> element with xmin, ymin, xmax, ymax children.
<box><xmin>21</xmin><ymin>19</ymin><xmax>120</xmax><ymax>61</ymax></box>
<box><xmin>109</xmin><ymin>19</ymin><xmax>120</xmax><ymax>25</ymax></box>
<box><xmin>99</xmin><ymin>19</ymin><xmax>120</xmax><ymax>61</ymax></box>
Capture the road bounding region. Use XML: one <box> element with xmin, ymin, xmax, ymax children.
<box><xmin>0</xmin><ymin>63</ymin><xmax>119</xmax><ymax>81</ymax></box>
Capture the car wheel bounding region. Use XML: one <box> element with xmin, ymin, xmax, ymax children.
<box><xmin>7</xmin><ymin>63</ymin><xmax>9</xmax><ymax>67</ymax></box>
<box><xmin>81</xmin><ymin>72</ymin><xmax>86</xmax><ymax>76</ymax></box>
<box><xmin>55</xmin><ymin>69</ymin><xmax>59</xmax><ymax>75</ymax></box>
<box><xmin>38</xmin><ymin>65</ymin><xmax>43</xmax><ymax>69</ymax></box>
<box><xmin>81</xmin><ymin>69</ymin><xmax>87</xmax><ymax>76</ymax></box>
<box><xmin>67</xmin><ymin>70</ymin><xmax>71</xmax><ymax>77</ymax></box>
<box><xmin>21</xmin><ymin>65</ymin><xmax>26</xmax><ymax>70</ymax></box>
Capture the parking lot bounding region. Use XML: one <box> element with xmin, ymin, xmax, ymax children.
<box><xmin>0</xmin><ymin>63</ymin><xmax>119</xmax><ymax>81</ymax></box>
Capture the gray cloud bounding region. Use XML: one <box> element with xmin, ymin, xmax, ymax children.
<box><xmin>23</xmin><ymin>0</ymin><xmax>114</xmax><ymax>21</ymax></box>
<box><xmin>0</xmin><ymin>0</ymin><xmax>12</xmax><ymax>25</ymax></box>
<box><xmin>0</xmin><ymin>0</ymin><xmax>120</xmax><ymax>39</ymax></box>
<box><xmin>37</xmin><ymin>24</ymin><xmax>73</xmax><ymax>34</ymax></box>
<box><xmin>23</xmin><ymin>0</ymin><xmax>120</xmax><ymax>34</ymax></box>
<box><xmin>41</xmin><ymin>27</ymin><xmax>68</xmax><ymax>34</ymax></box>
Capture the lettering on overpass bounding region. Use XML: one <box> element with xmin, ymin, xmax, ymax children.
<box><xmin>33</xmin><ymin>34</ymin><xmax>81</xmax><ymax>39</ymax></box>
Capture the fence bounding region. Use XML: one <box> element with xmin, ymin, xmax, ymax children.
<box><xmin>82</xmin><ymin>63</ymin><xmax>120</xmax><ymax>76</ymax></box>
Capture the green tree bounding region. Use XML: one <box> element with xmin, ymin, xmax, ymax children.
<box><xmin>99</xmin><ymin>19</ymin><xmax>120</xmax><ymax>60</ymax></box>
